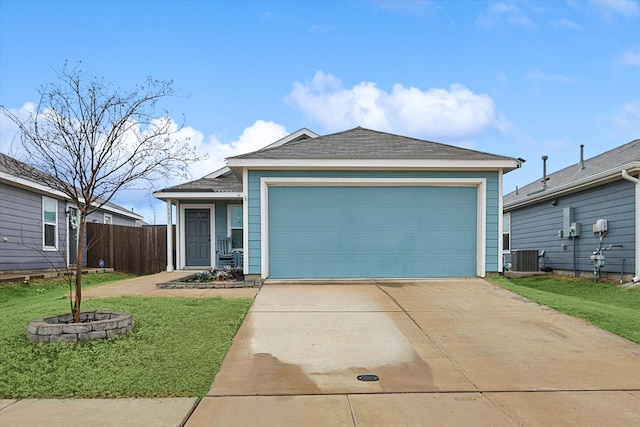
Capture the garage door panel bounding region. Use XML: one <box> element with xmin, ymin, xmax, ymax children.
<box><xmin>268</xmin><ymin>186</ymin><xmax>477</xmax><ymax>278</ymax></box>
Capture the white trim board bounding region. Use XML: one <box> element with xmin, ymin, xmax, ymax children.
<box><xmin>259</xmin><ymin>177</ymin><xmax>487</xmax><ymax>279</ymax></box>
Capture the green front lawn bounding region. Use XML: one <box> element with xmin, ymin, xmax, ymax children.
<box><xmin>489</xmin><ymin>275</ymin><xmax>640</xmax><ymax>344</ymax></box>
<box><xmin>0</xmin><ymin>274</ymin><xmax>253</xmax><ymax>398</ymax></box>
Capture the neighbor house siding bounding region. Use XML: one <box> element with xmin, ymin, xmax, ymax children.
<box><xmin>509</xmin><ymin>179</ymin><xmax>635</xmax><ymax>276</ymax></box>
<box><xmin>246</xmin><ymin>169</ymin><xmax>500</xmax><ymax>276</ymax></box>
<box><xmin>0</xmin><ymin>182</ymin><xmax>68</xmax><ymax>271</ymax></box>
<box><xmin>85</xmin><ymin>210</ymin><xmax>137</xmax><ymax>226</ymax></box>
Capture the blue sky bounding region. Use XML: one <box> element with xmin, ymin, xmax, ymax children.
<box><xmin>1</xmin><ymin>0</ymin><xmax>639</xmax><ymax>224</ymax></box>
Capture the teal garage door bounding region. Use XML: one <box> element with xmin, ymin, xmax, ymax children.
<box><xmin>267</xmin><ymin>185</ymin><xmax>477</xmax><ymax>279</ymax></box>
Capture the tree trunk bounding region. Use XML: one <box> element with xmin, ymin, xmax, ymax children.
<box><xmin>72</xmin><ymin>213</ymin><xmax>86</xmax><ymax>323</ymax></box>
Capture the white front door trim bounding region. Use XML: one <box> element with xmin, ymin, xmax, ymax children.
<box><xmin>179</xmin><ymin>203</ymin><xmax>216</xmax><ymax>269</ymax></box>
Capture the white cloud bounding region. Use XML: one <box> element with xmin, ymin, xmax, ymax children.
<box><xmin>0</xmin><ymin>103</ymin><xmax>37</xmax><ymax>156</ymax></box>
<box><xmin>0</xmin><ymin>105</ymin><xmax>289</xmax><ymax>224</ymax></box>
<box><xmin>477</xmin><ymin>2</ymin><xmax>534</xmax><ymax>28</ymax></box>
<box><xmin>605</xmin><ymin>101</ymin><xmax>640</xmax><ymax>139</ymax></box>
<box><xmin>618</xmin><ymin>51</ymin><xmax>640</xmax><ymax>66</ymax></box>
<box><xmin>590</xmin><ymin>0</ymin><xmax>639</xmax><ymax>17</ymax></box>
<box><xmin>186</xmin><ymin>120</ymin><xmax>288</xmax><ymax>180</ymax></box>
<box><xmin>286</xmin><ymin>71</ymin><xmax>510</xmax><ymax>142</ymax></box>
<box><xmin>551</xmin><ymin>18</ymin><xmax>582</xmax><ymax>29</ymax></box>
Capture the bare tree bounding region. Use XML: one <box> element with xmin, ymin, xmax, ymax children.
<box><xmin>1</xmin><ymin>62</ymin><xmax>200</xmax><ymax>322</ymax></box>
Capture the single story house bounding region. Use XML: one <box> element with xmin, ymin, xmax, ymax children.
<box><xmin>0</xmin><ymin>153</ymin><xmax>143</xmax><ymax>272</ymax></box>
<box><xmin>154</xmin><ymin>127</ymin><xmax>521</xmax><ymax>280</ymax></box>
<box><xmin>503</xmin><ymin>139</ymin><xmax>640</xmax><ymax>280</ymax></box>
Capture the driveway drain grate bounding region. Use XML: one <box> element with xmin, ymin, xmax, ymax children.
<box><xmin>357</xmin><ymin>374</ymin><xmax>379</xmax><ymax>382</ymax></box>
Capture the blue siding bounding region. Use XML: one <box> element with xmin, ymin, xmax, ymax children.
<box><xmin>247</xmin><ymin>170</ymin><xmax>500</xmax><ymax>277</ymax></box>
<box><xmin>508</xmin><ymin>179</ymin><xmax>635</xmax><ymax>276</ymax></box>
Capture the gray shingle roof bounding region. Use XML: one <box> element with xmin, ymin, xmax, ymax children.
<box><xmin>230</xmin><ymin>127</ymin><xmax>516</xmax><ymax>161</ymax></box>
<box><xmin>504</xmin><ymin>139</ymin><xmax>640</xmax><ymax>207</ymax></box>
<box><xmin>0</xmin><ymin>153</ymin><xmax>142</xmax><ymax>219</ymax></box>
<box><xmin>156</xmin><ymin>176</ymin><xmax>242</xmax><ymax>193</ymax></box>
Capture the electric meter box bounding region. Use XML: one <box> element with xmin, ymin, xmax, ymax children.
<box><xmin>563</xmin><ymin>207</ymin><xmax>580</xmax><ymax>237</ymax></box>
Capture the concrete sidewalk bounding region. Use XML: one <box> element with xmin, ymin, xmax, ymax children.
<box><xmin>0</xmin><ymin>398</ymin><xmax>197</xmax><ymax>427</ymax></box>
<box><xmin>187</xmin><ymin>279</ymin><xmax>640</xmax><ymax>426</ymax></box>
<box><xmin>82</xmin><ymin>270</ymin><xmax>260</xmax><ymax>299</ymax></box>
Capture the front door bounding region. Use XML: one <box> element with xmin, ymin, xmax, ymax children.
<box><xmin>185</xmin><ymin>209</ymin><xmax>211</xmax><ymax>266</ymax></box>
<box><xmin>67</xmin><ymin>207</ymin><xmax>79</xmax><ymax>267</ymax></box>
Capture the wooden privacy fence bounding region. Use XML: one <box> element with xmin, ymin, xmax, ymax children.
<box><xmin>86</xmin><ymin>223</ymin><xmax>175</xmax><ymax>276</ymax></box>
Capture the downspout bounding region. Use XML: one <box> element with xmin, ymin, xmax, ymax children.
<box><xmin>621</xmin><ymin>169</ymin><xmax>640</xmax><ymax>278</ymax></box>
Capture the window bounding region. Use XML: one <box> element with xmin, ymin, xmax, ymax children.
<box><xmin>502</xmin><ymin>212</ymin><xmax>511</xmax><ymax>252</ymax></box>
<box><xmin>104</xmin><ymin>213</ymin><xmax>112</xmax><ymax>224</ymax></box>
<box><xmin>228</xmin><ymin>205</ymin><xmax>243</xmax><ymax>250</ymax></box>
<box><xmin>42</xmin><ymin>196</ymin><xmax>58</xmax><ymax>250</ymax></box>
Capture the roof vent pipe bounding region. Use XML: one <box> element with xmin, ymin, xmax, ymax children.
<box><xmin>542</xmin><ymin>155</ymin><xmax>548</xmax><ymax>190</ymax></box>
<box><xmin>580</xmin><ymin>144</ymin><xmax>585</xmax><ymax>170</ymax></box>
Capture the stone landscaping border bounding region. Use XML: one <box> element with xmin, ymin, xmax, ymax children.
<box><xmin>155</xmin><ymin>281</ymin><xmax>262</xmax><ymax>289</ymax></box>
<box><xmin>27</xmin><ymin>311</ymin><xmax>134</xmax><ymax>343</ymax></box>
<box><xmin>156</xmin><ymin>274</ymin><xmax>262</xmax><ymax>290</ymax></box>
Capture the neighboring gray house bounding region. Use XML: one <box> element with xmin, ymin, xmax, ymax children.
<box><xmin>0</xmin><ymin>153</ymin><xmax>143</xmax><ymax>272</ymax></box>
<box><xmin>503</xmin><ymin>140</ymin><xmax>640</xmax><ymax>281</ymax></box>
<box><xmin>155</xmin><ymin>127</ymin><xmax>521</xmax><ymax>279</ymax></box>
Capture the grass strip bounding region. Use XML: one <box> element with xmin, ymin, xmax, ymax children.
<box><xmin>0</xmin><ymin>272</ymin><xmax>132</xmax><ymax>303</ymax></box>
<box><xmin>489</xmin><ymin>275</ymin><xmax>640</xmax><ymax>344</ymax></box>
<box><xmin>0</xmin><ymin>275</ymin><xmax>252</xmax><ymax>398</ymax></box>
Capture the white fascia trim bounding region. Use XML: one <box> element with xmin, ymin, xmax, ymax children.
<box><xmin>505</xmin><ymin>162</ymin><xmax>640</xmax><ymax>211</ymax></box>
<box><xmin>260</xmin><ymin>177</ymin><xmax>487</xmax><ymax>279</ymax></box>
<box><xmin>203</xmin><ymin>166</ymin><xmax>231</xmax><ymax>179</ymax></box>
<box><xmin>258</xmin><ymin>128</ymin><xmax>319</xmax><ymax>150</ymax></box>
<box><xmin>1</xmin><ymin>171</ymin><xmax>67</xmax><ymax>199</ymax></box>
<box><xmin>227</xmin><ymin>158</ymin><xmax>519</xmax><ymax>171</ymax></box>
<box><xmin>1</xmin><ymin>171</ymin><xmax>143</xmax><ymax>221</ymax></box>
<box><xmin>153</xmin><ymin>191</ymin><xmax>243</xmax><ymax>200</ymax></box>
<box><xmin>178</xmin><ymin>203</ymin><xmax>216</xmax><ymax>269</ymax></box>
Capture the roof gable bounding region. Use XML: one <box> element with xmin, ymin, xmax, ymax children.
<box><xmin>504</xmin><ymin>139</ymin><xmax>640</xmax><ymax>208</ymax></box>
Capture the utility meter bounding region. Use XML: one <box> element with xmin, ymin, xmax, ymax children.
<box><xmin>589</xmin><ymin>252</ymin><xmax>605</xmax><ymax>268</ymax></box>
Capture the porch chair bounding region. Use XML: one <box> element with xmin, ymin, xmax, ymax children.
<box><xmin>216</xmin><ymin>235</ymin><xmax>235</xmax><ymax>267</ymax></box>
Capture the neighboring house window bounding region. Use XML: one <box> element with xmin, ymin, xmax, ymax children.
<box><xmin>42</xmin><ymin>196</ymin><xmax>58</xmax><ymax>250</ymax></box>
<box><xmin>104</xmin><ymin>213</ymin><xmax>112</xmax><ymax>224</ymax></box>
<box><xmin>228</xmin><ymin>205</ymin><xmax>243</xmax><ymax>250</ymax></box>
<box><xmin>502</xmin><ymin>212</ymin><xmax>511</xmax><ymax>252</ymax></box>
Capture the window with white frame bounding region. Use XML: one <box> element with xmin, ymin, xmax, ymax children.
<box><xmin>42</xmin><ymin>196</ymin><xmax>58</xmax><ymax>250</ymax></box>
<box><xmin>502</xmin><ymin>212</ymin><xmax>511</xmax><ymax>252</ymax></box>
<box><xmin>104</xmin><ymin>213</ymin><xmax>112</xmax><ymax>224</ymax></box>
<box><xmin>228</xmin><ymin>205</ymin><xmax>243</xmax><ymax>250</ymax></box>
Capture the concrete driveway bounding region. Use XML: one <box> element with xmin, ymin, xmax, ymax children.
<box><xmin>187</xmin><ymin>279</ymin><xmax>640</xmax><ymax>426</ymax></box>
